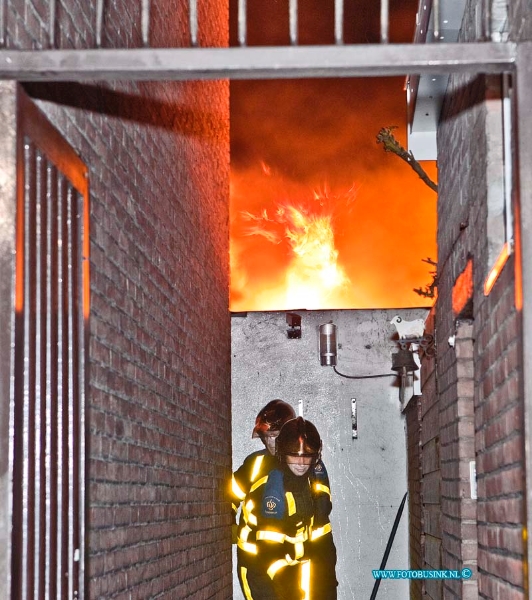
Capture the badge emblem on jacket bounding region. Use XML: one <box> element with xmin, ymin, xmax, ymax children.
<box><xmin>262</xmin><ymin>469</ymin><xmax>286</xmax><ymax>518</ymax></box>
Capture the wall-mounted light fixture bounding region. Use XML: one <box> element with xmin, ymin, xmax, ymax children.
<box><xmin>319</xmin><ymin>322</ymin><xmax>337</xmax><ymax>366</ymax></box>
<box><xmin>286</xmin><ymin>312</ymin><xmax>302</xmax><ymax>339</ymax></box>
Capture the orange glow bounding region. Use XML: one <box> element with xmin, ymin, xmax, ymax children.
<box><xmin>514</xmin><ymin>199</ymin><xmax>523</xmax><ymax>311</ymax></box>
<box><xmin>484</xmin><ymin>242</ymin><xmax>512</xmax><ymax>297</ymax></box>
<box><xmin>230</xmin><ymin>162</ymin><xmax>437</xmax><ymax>312</ymax></box>
<box><xmin>453</xmin><ymin>259</ymin><xmax>473</xmax><ymax>315</ymax></box>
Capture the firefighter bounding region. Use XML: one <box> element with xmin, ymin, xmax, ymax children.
<box><xmin>236</xmin><ymin>417</ymin><xmax>337</xmax><ymax>600</ymax></box>
<box><xmin>231</xmin><ymin>401</ymin><xmax>332</xmax><ymax>531</ymax></box>
<box><xmin>231</xmin><ymin>399</ymin><xmax>297</xmax><ymax>526</ymax></box>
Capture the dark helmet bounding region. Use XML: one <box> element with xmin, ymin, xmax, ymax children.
<box><xmin>252</xmin><ymin>400</ymin><xmax>296</xmax><ymax>439</ymax></box>
<box><xmin>275</xmin><ymin>417</ymin><xmax>322</xmax><ymax>463</ymax></box>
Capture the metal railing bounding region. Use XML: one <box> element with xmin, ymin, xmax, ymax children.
<box><xmin>0</xmin><ymin>0</ymin><xmax>516</xmax><ymax>82</ymax></box>
<box><xmin>1</xmin><ymin>0</ymin><xmax>502</xmax><ymax>51</ymax></box>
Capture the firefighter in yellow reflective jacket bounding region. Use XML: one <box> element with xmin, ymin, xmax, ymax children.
<box><xmin>230</xmin><ymin>401</ymin><xmax>332</xmax><ymax>539</ymax></box>
<box><xmin>236</xmin><ymin>417</ymin><xmax>338</xmax><ymax>600</ymax></box>
<box><xmin>231</xmin><ymin>400</ymin><xmax>296</xmax><ymax>529</ymax></box>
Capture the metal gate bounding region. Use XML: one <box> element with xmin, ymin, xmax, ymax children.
<box><xmin>11</xmin><ymin>89</ymin><xmax>89</xmax><ymax>600</ymax></box>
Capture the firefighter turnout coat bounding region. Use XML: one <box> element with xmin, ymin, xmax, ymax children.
<box><xmin>235</xmin><ymin>463</ymin><xmax>338</xmax><ymax>600</ymax></box>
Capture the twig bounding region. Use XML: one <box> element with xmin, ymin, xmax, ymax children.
<box><xmin>413</xmin><ymin>257</ymin><xmax>438</xmax><ymax>298</ymax></box>
<box><xmin>376</xmin><ymin>126</ymin><xmax>438</xmax><ymax>193</ymax></box>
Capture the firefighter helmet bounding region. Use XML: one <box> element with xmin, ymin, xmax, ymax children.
<box><xmin>275</xmin><ymin>417</ymin><xmax>322</xmax><ymax>464</ymax></box>
<box><xmin>252</xmin><ymin>400</ymin><xmax>296</xmax><ymax>439</ymax></box>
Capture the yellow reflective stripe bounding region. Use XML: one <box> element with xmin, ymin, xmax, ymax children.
<box><xmin>310</xmin><ymin>522</ymin><xmax>332</xmax><ymax>540</ymax></box>
<box><xmin>286</xmin><ymin>492</ymin><xmax>296</xmax><ymax>516</ymax></box>
<box><xmin>232</xmin><ymin>476</ymin><xmax>246</xmax><ymax>500</ymax></box>
<box><xmin>314</xmin><ymin>483</ymin><xmax>331</xmax><ymax>497</ymax></box>
<box><xmin>267</xmin><ymin>558</ymin><xmax>290</xmax><ymax>579</ymax></box>
<box><xmin>250</xmin><ymin>475</ymin><xmax>268</xmax><ymax>493</ymax></box>
<box><xmin>284</xmin><ymin>532</ymin><xmax>308</xmax><ymax>544</ymax></box>
<box><xmin>240</xmin><ymin>567</ymin><xmax>254</xmax><ymax>600</ymax></box>
<box><xmin>301</xmin><ymin>560</ymin><xmax>311</xmax><ymax>600</ymax></box>
<box><xmin>242</xmin><ymin>499</ymin><xmax>257</xmax><ymax>527</ymax></box>
<box><xmin>256</xmin><ymin>530</ymin><xmax>286</xmax><ymax>543</ymax></box>
<box><xmin>237</xmin><ymin>525</ymin><xmax>257</xmax><ymax>554</ymax></box>
<box><xmin>250</xmin><ymin>455</ymin><xmax>264</xmax><ymax>482</ymax></box>
<box><xmin>294</xmin><ymin>541</ymin><xmax>305</xmax><ymax>559</ymax></box>
<box><xmin>240</xmin><ymin>524</ymin><xmax>252</xmax><ymax>541</ymax></box>
<box><xmin>284</xmin><ymin>526</ymin><xmax>309</xmax><ymax>545</ymax></box>
<box><xmin>237</xmin><ymin>539</ymin><xmax>258</xmax><ymax>554</ymax></box>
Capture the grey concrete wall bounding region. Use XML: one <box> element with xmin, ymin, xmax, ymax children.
<box><xmin>231</xmin><ymin>307</ymin><xmax>428</xmax><ymax>600</ymax></box>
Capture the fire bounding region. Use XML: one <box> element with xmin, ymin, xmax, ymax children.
<box><xmin>230</xmin><ymin>161</ymin><xmax>437</xmax><ymax>312</ymax></box>
<box><xmin>232</xmin><ymin>175</ymin><xmax>355</xmax><ymax>311</ymax></box>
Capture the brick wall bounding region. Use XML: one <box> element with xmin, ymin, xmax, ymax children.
<box><xmin>419</xmin><ymin>309</ymin><xmax>442</xmax><ymax>600</ymax></box>
<box><xmin>435</xmin><ymin>2</ymin><xmax>528</xmax><ymax>598</ymax></box>
<box><xmin>405</xmin><ymin>396</ymin><xmax>422</xmax><ymax>600</ymax></box>
<box><xmin>405</xmin><ymin>307</ymin><xmax>438</xmax><ymax>600</ymax></box>
<box><xmin>440</xmin><ymin>318</ymin><xmax>477</xmax><ymax>600</ymax></box>
<box><xmin>6</xmin><ymin>1</ymin><xmax>232</xmax><ymax>598</ymax></box>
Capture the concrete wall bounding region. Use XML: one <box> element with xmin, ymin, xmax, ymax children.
<box><xmin>231</xmin><ymin>308</ymin><xmax>428</xmax><ymax>600</ymax></box>
<box><xmin>2</xmin><ymin>1</ymin><xmax>232</xmax><ymax>597</ymax></box>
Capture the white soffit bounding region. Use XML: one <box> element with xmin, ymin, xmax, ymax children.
<box><xmin>407</xmin><ymin>0</ymin><xmax>467</xmax><ymax>161</ymax></box>
<box><xmin>407</xmin><ymin>0</ymin><xmax>509</xmax><ymax>161</ymax></box>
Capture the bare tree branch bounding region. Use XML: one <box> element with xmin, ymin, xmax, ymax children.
<box><xmin>413</xmin><ymin>257</ymin><xmax>438</xmax><ymax>298</ymax></box>
<box><xmin>376</xmin><ymin>126</ymin><xmax>438</xmax><ymax>193</ymax></box>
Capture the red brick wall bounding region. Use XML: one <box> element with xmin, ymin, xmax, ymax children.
<box><xmin>405</xmin><ymin>396</ymin><xmax>423</xmax><ymax>600</ymax></box>
<box><xmin>6</xmin><ymin>1</ymin><xmax>232</xmax><ymax>598</ymax></box>
<box><xmin>419</xmin><ymin>309</ymin><xmax>442</xmax><ymax>600</ymax></box>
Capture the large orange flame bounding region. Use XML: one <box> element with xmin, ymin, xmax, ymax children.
<box><xmin>245</xmin><ymin>200</ymin><xmax>351</xmax><ymax>309</ymax></box>
<box><xmin>230</xmin><ymin>161</ymin><xmax>437</xmax><ymax>312</ymax></box>
<box><xmin>231</xmin><ymin>171</ymin><xmax>357</xmax><ymax>311</ymax></box>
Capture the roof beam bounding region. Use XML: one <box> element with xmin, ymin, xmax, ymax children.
<box><xmin>0</xmin><ymin>42</ymin><xmax>516</xmax><ymax>81</ymax></box>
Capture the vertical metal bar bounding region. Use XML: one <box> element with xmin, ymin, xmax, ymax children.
<box><xmin>56</xmin><ymin>175</ymin><xmax>66</xmax><ymax>599</ymax></box>
<box><xmin>289</xmin><ymin>0</ymin><xmax>298</xmax><ymax>45</ymax></box>
<box><xmin>433</xmin><ymin>0</ymin><xmax>440</xmax><ymax>41</ymax></box>
<box><xmin>141</xmin><ymin>0</ymin><xmax>150</xmax><ymax>47</ymax></box>
<box><xmin>61</xmin><ymin>177</ymin><xmax>71</xmax><ymax>600</ymax></box>
<box><xmin>24</xmin><ymin>141</ymin><xmax>38</xmax><ymax>600</ymax></box>
<box><xmin>189</xmin><ymin>0</ymin><xmax>198</xmax><ymax>47</ymax></box>
<box><xmin>334</xmin><ymin>0</ymin><xmax>343</xmax><ymax>45</ymax></box>
<box><xmin>47</xmin><ymin>166</ymin><xmax>59</xmax><ymax>600</ymax></box>
<box><xmin>34</xmin><ymin>151</ymin><xmax>47</xmax><ymax>600</ymax></box>
<box><xmin>516</xmin><ymin>41</ymin><xmax>532</xmax><ymax>596</ymax></box>
<box><xmin>70</xmin><ymin>190</ymin><xmax>82</xmax><ymax>598</ymax></box>
<box><xmin>95</xmin><ymin>0</ymin><xmax>104</xmax><ymax>48</ymax></box>
<box><xmin>49</xmin><ymin>0</ymin><xmax>56</xmax><ymax>48</ymax></box>
<box><xmin>238</xmin><ymin>0</ymin><xmax>246</xmax><ymax>46</ymax></box>
<box><xmin>66</xmin><ymin>186</ymin><xmax>75</xmax><ymax>600</ymax></box>
<box><xmin>380</xmin><ymin>0</ymin><xmax>389</xmax><ymax>43</ymax></box>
